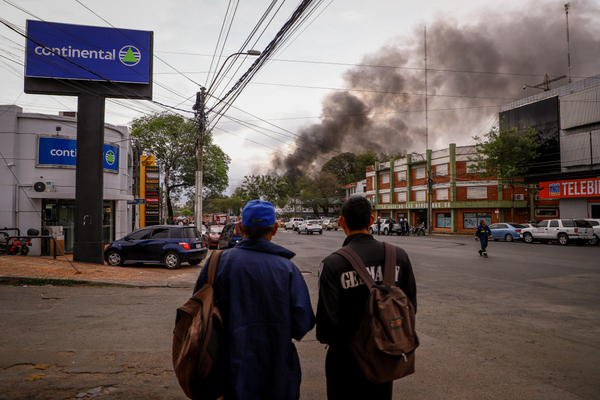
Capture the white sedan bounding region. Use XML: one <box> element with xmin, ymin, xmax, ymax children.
<box><xmin>297</xmin><ymin>220</ymin><xmax>323</xmax><ymax>235</ymax></box>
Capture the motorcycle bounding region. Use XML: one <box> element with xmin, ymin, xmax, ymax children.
<box><xmin>410</xmin><ymin>224</ymin><xmax>426</xmax><ymax>236</ymax></box>
<box><xmin>7</xmin><ymin>236</ymin><xmax>32</xmax><ymax>255</ymax></box>
<box><xmin>0</xmin><ymin>228</ymin><xmax>38</xmax><ymax>256</ymax></box>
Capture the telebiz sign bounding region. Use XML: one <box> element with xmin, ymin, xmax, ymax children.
<box><xmin>539</xmin><ymin>178</ymin><xmax>600</xmax><ymax>199</ymax></box>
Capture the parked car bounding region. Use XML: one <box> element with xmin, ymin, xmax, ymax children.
<box><xmin>521</xmin><ymin>219</ymin><xmax>595</xmax><ymax>246</ymax></box>
<box><xmin>104</xmin><ymin>225</ymin><xmax>207</xmax><ymax>269</ymax></box>
<box><xmin>369</xmin><ymin>218</ymin><xmax>400</xmax><ymax>235</ymax></box>
<box><xmin>217</xmin><ymin>222</ymin><xmax>243</xmax><ymax>250</ymax></box>
<box><xmin>277</xmin><ymin>220</ymin><xmax>285</xmax><ymax>228</ymax></box>
<box><xmin>489</xmin><ymin>222</ymin><xmax>530</xmax><ymax>242</ymax></box>
<box><xmin>205</xmin><ymin>225</ymin><xmax>224</xmax><ymax>249</ymax></box>
<box><xmin>322</xmin><ymin>218</ymin><xmax>339</xmax><ymax>231</ymax></box>
<box><xmin>585</xmin><ymin>219</ymin><xmax>600</xmax><ymax>245</ymax></box>
<box><xmin>297</xmin><ymin>220</ymin><xmax>323</xmax><ymax>235</ymax></box>
<box><xmin>284</xmin><ymin>218</ymin><xmax>304</xmax><ymax>231</ymax></box>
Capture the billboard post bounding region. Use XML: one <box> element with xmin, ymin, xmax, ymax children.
<box><xmin>24</xmin><ymin>20</ymin><xmax>153</xmax><ymax>264</ymax></box>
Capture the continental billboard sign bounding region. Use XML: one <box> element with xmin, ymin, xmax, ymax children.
<box><xmin>26</xmin><ymin>20</ymin><xmax>152</xmax><ymax>84</ymax></box>
<box><xmin>539</xmin><ymin>178</ymin><xmax>600</xmax><ymax>199</ymax></box>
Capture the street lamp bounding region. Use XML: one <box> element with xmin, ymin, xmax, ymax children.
<box><xmin>193</xmin><ymin>50</ymin><xmax>261</xmax><ymax>230</ymax></box>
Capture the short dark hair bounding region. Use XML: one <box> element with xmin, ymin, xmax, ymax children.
<box><xmin>341</xmin><ymin>196</ymin><xmax>372</xmax><ymax>231</ymax></box>
<box><xmin>241</xmin><ymin>223</ymin><xmax>276</xmax><ymax>238</ymax></box>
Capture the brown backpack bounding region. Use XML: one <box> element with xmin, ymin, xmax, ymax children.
<box><xmin>335</xmin><ymin>242</ymin><xmax>419</xmax><ymax>383</ymax></box>
<box><xmin>172</xmin><ymin>250</ymin><xmax>226</xmax><ymax>400</ymax></box>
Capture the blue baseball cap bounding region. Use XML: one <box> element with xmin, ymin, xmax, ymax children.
<box><xmin>242</xmin><ymin>200</ymin><xmax>276</xmax><ymax>228</ymax></box>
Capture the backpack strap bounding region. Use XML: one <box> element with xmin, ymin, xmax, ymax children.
<box><xmin>206</xmin><ymin>250</ymin><xmax>223</xmax><ymax>285</ymax></box>
<box><xmin>382</xmin><ymin>242</ymin><xmax>397</xmax><ymax>287</ymax></box>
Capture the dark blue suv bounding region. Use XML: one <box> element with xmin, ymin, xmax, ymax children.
<box><xmin>104</xmin><ymin>225</ymin><xmax>207</xmax><ymax>269</ymax></box>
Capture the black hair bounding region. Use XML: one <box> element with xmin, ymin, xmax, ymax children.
<box><xmin>341</xmin><ymin>196</ymin><xmax>372</xmax><ymax>231</ymax></box>
<box><xmin>241</xmin><ymin>223</ymin><xmax>276</xmax><ymax>238</ymax></box>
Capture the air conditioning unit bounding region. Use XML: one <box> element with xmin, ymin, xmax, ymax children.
<box><xmin>514</xmin><ymin>194</ymin><xmax>525</xmax><ymax>201</ymax></box>
<box><xmin>33</xmin><ymin>181</ymin><xmax>55</xmax><ymax>192</ymax></box>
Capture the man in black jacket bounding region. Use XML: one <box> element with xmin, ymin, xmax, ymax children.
<box><xmin>316</xmin><ymin>196</ymin><xmax>417</xmax><ymax>400</ymax></box>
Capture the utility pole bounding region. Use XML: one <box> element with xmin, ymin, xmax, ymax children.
<box><xmin>193</xmin><ymin>87</ymin><xmax>206</xmax><ymax>231</ymax></box>
<box><xmin>427</xmin><ymin>168</ymin><xmax>433</xmax><ymax>235</ymax></box>
<box><xmin>565</xmin><ymin>3</ymin><xmax>572</xmax><ymax>83</ymax></box>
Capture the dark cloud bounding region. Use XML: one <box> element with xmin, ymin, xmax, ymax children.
<box><xmin>272</xmin><ymin>0</ymin><xmax>600</xmax><ymax>179</ymax></box>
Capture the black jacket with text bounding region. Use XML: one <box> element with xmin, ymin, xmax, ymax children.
<box><xmin>316</xmin><ymin>233</ymin><xmax>417</xmax><ymax>346</ymax></box>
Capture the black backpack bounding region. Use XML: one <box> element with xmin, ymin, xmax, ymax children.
<box><xmin>172</xmin><ymin>250</ymin><xmax>226</xmax><ymax>400</ymax></box>
<box><xmin>334</xmin><ymin>242</ymin><xmax>419</xmax><ymax>383</ymax></box>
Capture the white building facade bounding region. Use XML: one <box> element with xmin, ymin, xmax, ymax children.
<box><xmin>0</xmin><ymin>105</ymin><xmax>134</xmax><ymax>255</ymax></box>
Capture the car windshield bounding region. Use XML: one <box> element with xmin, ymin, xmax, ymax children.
<box><xmin>209</xmin><ymin>225</ymin><xmax>224</xmax><ymax>234</ymax></box>
<box><xmin>308</xmin><ymin>220</ymin><xmax>319</xmax><ymax>224</ymax></box>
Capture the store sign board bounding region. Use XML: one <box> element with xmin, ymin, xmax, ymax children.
<box><xmin>26</xmin><ymin>20</ymin><xmax>152</xmax><ymax>84</ymax></box>
<box><xmin>37</xmin><ymin>136</ymin><xmax>119</xmax><ymax>172</ymax></box>
<box><xmin>539</xmin><ymin>178</ymin><xmax>600</xmax><ymax>199</ymax></box>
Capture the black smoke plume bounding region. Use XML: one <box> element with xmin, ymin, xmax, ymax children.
<box><xmin>271</xmin><ymin>0</ymin><xmax>600</xmax><ymax>181</ymax></box>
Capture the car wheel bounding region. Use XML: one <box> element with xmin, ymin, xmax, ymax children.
<box><xmin>335</xmin><ymin>228</ymin><xmax>338</xmax><ymax>231</ymax></box>
<box><xmin>588</xmin><ymin>235</ymin><xmax>599</xmax><ymax>246</ymax></box>
<box><xmin>558</xmin><ymin>233</ymin><xmax>569</xmax><ymax>246</ymax></box>
<box><xmin>319</xmin><ymin>230</ymin><xmax>323</xmax><ymax>234</ymax></box>
<box><xmin>383</xmin><ymin>228</ymin><xmax>388</xmax><ymax>235</ymax></box>
<box><xmin>523</xmin><ymin>233</ymin><xmax>534</xmax><ymax>244</ymax></box>
<box><xmin>106</xmin><ymin>250</ymin><xmax>123</xmax><ymax>266</ymax></box>
<box><xmin>505</xmin><ymin>234</ymin><xmax>513</xmax><ymax>242</ymax></box>
<box><xmin>188</xmin><ymin>259</ymin><xmax>201</xmax><ymax>266</ymax></box>
<box><xmin>163</xmin><ymin>252</ymin><xmax>181</xmax><ymax>269</ymax></box>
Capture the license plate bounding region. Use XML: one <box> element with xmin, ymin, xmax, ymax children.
<box><xmin>196</xmin><ymin>243</ymin><xmax>202</xmax><ymax>249</ymax></box>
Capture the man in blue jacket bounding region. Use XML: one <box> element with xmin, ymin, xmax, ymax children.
<box><xmin>475</xmin><ymin>219</ymin><xmax>492</xmax><ymax>258</ymax></box>
<box><xmin>193</xmin><ymin>200</ymin><xmax>315</xmax><ymax>400</ymax></box>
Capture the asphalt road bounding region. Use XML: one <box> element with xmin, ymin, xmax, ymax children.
<box><xmin>1</xmin><ymin>229</ymin><xmax>598</xmax><ymax>399</ymax></box>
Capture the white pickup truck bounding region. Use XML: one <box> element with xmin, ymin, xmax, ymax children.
<box><xmin>521</xmin><ymin>219</ymin><xmax>595</xmax><ymax>246</ymax></box>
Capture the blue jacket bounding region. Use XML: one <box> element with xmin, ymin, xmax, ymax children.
<box><xmin>193</xmin><ymin>237</ymin><xmax>315</xmax><ymax>400</ymax></box>
<box><xmin>475</xmin><ymin>224</ymin><xmax>492</xmax><ymax>241</ymax></box>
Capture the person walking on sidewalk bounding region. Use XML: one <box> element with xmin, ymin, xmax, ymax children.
<box><xmin>475</xmin><ymin>219</ymin><xmax>492</xmax><ymax>258</ymax></box>
<box><xmin>193</xmin><ymin>200</ymin><xmax>315</xmax><ymax>400</ymax></box>
<box><xmin>316</xmin><ymin>196</ymin><xmax>417</xmax><ymax>400</ymax></box>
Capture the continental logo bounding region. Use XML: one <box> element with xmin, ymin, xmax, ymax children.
<box><xmin>33</xmin><ymin>45</ymin><xmax>142</xmax><ymax>67</ymax></box>
<box><xmin>119</xmin><ymin>46</ymin><xmax>141</xmax><ymax>66</ymax></box>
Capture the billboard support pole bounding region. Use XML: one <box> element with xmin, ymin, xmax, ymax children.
<box><xmin>73</xmin><ymin>92</ymin><xmax>106</xmax><ymax>264</ymax></box>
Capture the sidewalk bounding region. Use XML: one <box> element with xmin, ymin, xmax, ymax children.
<box><xmin>0</xmin><ymin>253</ymin><xmax>202</xmax><ymax>288</ymax></box>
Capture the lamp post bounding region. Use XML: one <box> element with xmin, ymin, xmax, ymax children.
<box><xmin>193</xmin><ymin>50</ymin><xmax>261</xmax><ymax>230</ymax></box>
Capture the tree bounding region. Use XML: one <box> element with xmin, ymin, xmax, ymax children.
<box><xmin>321</xmin><ymin>150</ymin><xmax>382</xmax><ymax>186</ymax></box>
<box><xmin>130</xmin><ymin>112</ymin><xmax>230</xmax><ymax>222</ymax></box>
<box><xmin>297</xmin><ymin>171</ymin><xmax>342</xmax><ymax>217</ymax></box>
<box><xmin>469</xmin><ymin>124</ymin><xmax>539</xmax><ymax>221</ymax></box>
<box><xmin>235</xmin><ymin>175</ymin><xmax>294</xmax><ymax>204</ymax></box>
<box><xmin>131</xmin><ymin>112</ymin><xmax>196</xmax><ymax>222</ymax></box>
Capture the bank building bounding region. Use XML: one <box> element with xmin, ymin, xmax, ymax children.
<box><xmin>0</xmin><ymin>105</ymin><xmax>135</xmax><ymax>256</ymax></box>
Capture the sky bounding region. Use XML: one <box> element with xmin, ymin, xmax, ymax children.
<box><xmin>1</xmin><ymin>0</ymin><xmax>599</xmax><ymax>195</ymax></box>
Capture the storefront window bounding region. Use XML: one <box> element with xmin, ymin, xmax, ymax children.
<box><xmin>436</xmin><ymin>213</ymin><xmax>452</xmax><ymax>228</ymax></box>
<box><xmin>463</xmin><ymin>212</ymin><xmax>491</xmax><ymax>229</ymax></box>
